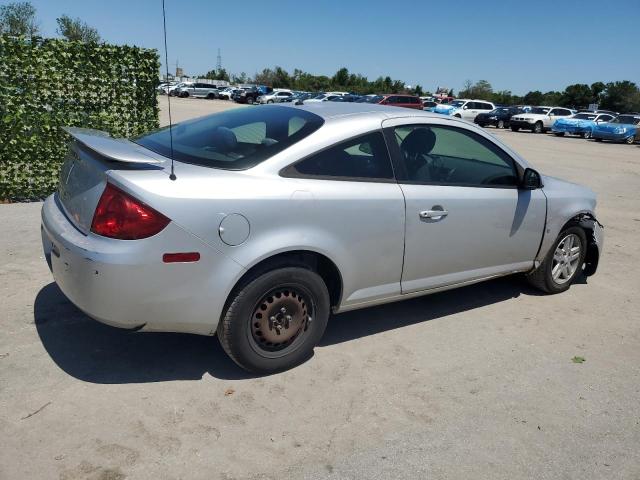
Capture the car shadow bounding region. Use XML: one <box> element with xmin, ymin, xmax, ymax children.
<box><xmin>35</xmin><ymin>277</ymin><xmax>544</xmax><ymax>383</ymax></box>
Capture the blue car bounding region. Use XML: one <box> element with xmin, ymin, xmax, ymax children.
<box><xmin>592</xmin><ymin>114</ymin><xmax>640</xmax><ymax>144</ymax></box>
<box><xmin>552</xmin><ymin>112</ymin><xmax>616</xmax><ymax>139</ymax></box>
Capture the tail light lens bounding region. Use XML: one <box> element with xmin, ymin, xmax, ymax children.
<box><xmin>91</xmin><ymin>183</ymin><xmax>170</xmax><ymax>240</ymax></box>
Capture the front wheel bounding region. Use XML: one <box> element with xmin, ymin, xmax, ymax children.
<box><xmin>625</xmin><ymin>135</ymin><xmax>636</xmax><ymax>145</ymax></box>
<box><xmin>511</xmin><ymin>126</ymin><xmax>520</xmax><ymax>132</ymax></box>
<box><xmin>533</xmin><ymin>121</ymin><xmax>543</xmax><ymax>134</ymax></box>
<box><xmin>526</xmin><ymin>226</ymin><xmax>587</xmax><ymax>294</ymax></box>
<box><xmin>554</xmin><ymin>132</ymin><xmax>565</xmax><ymax>137</ymax></box>
<box><xmin>247</xmin><ymin>97</ymin><xmax>254</xmax><ymax>104</ymax></box>
<box><xmin>497</xmin><ymin>120</ymin><xmax>505</xmax><ymax>129</ymax></box>
<box><xmin>218</xmin><ymin>267</ymin><xmax>330</xmax><ymax>373</ymax></box>
<box><xmin>582</xmin><ymin>131</ymin><xmax>592</xmax><ymax>139</ymax></box>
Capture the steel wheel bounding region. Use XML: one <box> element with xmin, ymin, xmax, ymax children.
<box><xmin>551</xmin><ymin>233</ymin><xmax>582</xmax><ymax>285</ymax></box>
<box><xmin>534</xmin><ymin>121</ymin><xmax>543</xmax><ymax>133</ymax></box>
<box><xmin>582</xmin><ymin>130</ymin><xmax>592</xmax><ymax>139</ymax></box>
<box><xmin>626</xmin><ymin>135</ymin><xmax>635</xmax><ymax>145</ymax></box>
<box><xmin>497</xmin><ymin>120</ymin><xmax>504</xmax><ymax>129</ymax></box>
<box><xmin>248</xmin><ymin>286</ymin><xmax>313</xmax><ymax>358</ymax></box>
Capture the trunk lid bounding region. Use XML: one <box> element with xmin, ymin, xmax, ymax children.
<box><xmin>57</xmin><ymin>128</ymin><xmax>168</xmax><ymax>234</ymax></box>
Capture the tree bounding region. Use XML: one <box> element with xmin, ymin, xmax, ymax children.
<box><xmin>458</xmin><ymin>80</ymin><xmax>493</xmax><ymax>100</ymax></box>
<box><xmin>600</xmin><ymin>81</ymin><xmax>640</xmax><ymax>113</ymax></box>
<box><xmin>0</xmin><ymin>1</ymin><xmax>38</xmax><ymax>36</ymax></box>
<box><xmin>56</xmin><ymin>14</ymin><xmax>100</xmax><ymax>43</ymax></box>
<box><xmin>590</xmin><ymin>82</ymin><xmax>606</xmax><ymax>104</ymax></box>
<box><xmin>561</xmin><ymin>83</ymin><xmax>592</xmax><ymax>108</ymax></box>
<box><xmin>523</xmin><ymin>90</ymin><xmax>543</xmax><ymax>105</ymax></box>
<box><xmin>332</xmin><ymin>67</ymin><xmax>349</xmax><ymax>87</ymax></box>
<box><xmin>413</xmin><ymin>84</ymin><xmax>423</xmax><ymax>97</ymax></box>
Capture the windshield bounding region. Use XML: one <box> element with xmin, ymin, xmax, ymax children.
<box><xmin>135</xmin><ymin>106</ymin><xmax>324</xmax><ymax>170</ymax></box>
<box><xmin>573</xmin><ymin>113</ymin><xmax>597</xmax><ymax>120</ymax></box>
<box><xmin>530</xmin><ymin>107</ymin><xmax>550</xmax><ymax>114</ymax></box>
<box><xmin>612</xmin><ymin>116</ymin><xmax>639</xmax><ymax>124</ymax></box>
<box><xmin>355</xmin><ymin>95</ymin><xmax>383</xmax><ymax>103</ymax></box>
<box><xmin>450</xmin><ymin>100</ymin><xmax>465</xmax><ymax>108</ymax></box>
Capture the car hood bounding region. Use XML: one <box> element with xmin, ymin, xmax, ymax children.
<box><xmin>554</xmin><ymin>117</ymin><xmax>596</xmax><ymax>127</ymax></box>
<box><xmin>542</xmin><ymin>174</ymin><xmax>596</xmax><ymax>209</ymax></box>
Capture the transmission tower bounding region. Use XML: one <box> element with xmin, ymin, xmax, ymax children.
<box><xmin>216</xmin><ymin>49</ymin><xmax>222</xmax><ymax>71</ymax></box>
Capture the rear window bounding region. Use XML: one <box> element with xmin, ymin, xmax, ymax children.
<box><xmin>134</xmin><ymin>106</ymin><xmax>324</xmax><ymax>170</ymax></box>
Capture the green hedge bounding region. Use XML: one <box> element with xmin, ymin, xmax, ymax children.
<box><xmin>0</xmin><ymin>36</ymin><xmax>160</xmax><ymax>201</ymax></box>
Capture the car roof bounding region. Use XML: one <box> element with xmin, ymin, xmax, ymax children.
<box><xmin>278</xmin><ymin>102</ymin><xmax>442</xmax><ymax>121</ymax></box>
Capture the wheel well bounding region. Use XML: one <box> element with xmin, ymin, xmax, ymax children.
<box><xmin>561</xmin><ymin>213</ymin><xmax>600</xmax><ymax>276</ymax></box>
<box><xmin>227</xmin><ymin>251</ymin><xmax>343</xmax><ymax>310</ymax></box>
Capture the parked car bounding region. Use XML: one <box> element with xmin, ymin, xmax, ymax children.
<box><xmin>304</xmin><ymin>93</ymin><xmax>344</xmax><ymax>103</ymax></box>
<box><xmin>591</xmin><ymin>114</ymin><xmax>640</xmax><ymax>144</ymax></box>
<box><xmin>282</xmin><ymin>92</ymin><xmax>313</xmax><ymax>103</ymax></box>
<box><xmin>217</xmin><ymin>87</ymin><xmax>237</xmax><ymax>100</ymax></box>
<box><xmin>42</xmin><ymin>104</ymin><xmax>603</xmax><ymax>373</ymax></box>
<box><xmin>258</xmin><ymin>90</ymin><xmax>294</xmax><ymax>104</ymax></box>
<box><xmin>167</xmin><ymin>82</ymin><xmax>193</xmax><ymax>96</ymax></box>
<box><xmin>432</xmin><ymin>99</ymin><xmax>496</xmax><ymax>121</ymax></box>
<box><xmin>328</xmin><ymin>94</ymin><xmax>362</xmax><ymax>102</ymax></box>
<box><xmin>422</xmin><ymin>100</ymin><xmax>438</xmax><ymax>111</ymax></box>
<box><xmin>510</xmin><ymin>106</ymin><xmax>574</xmax><ymax>133</ymax></box>
<box><xmin>474</xmin><ymin>107</ymin><xmax>523</xmax><ymax>129</ymax></box>
<box><xmin>177</xmin><ymin>83</ymin><xmax>220</xmax><ymax>99</ymax></box>
<box><xmin>157</xmin><ymin>82</ymin><xmax>177</xmax><ymax>95</ymax></box>
<box><xmin>371</xmin><ymin>93</ymin><xmax>422</xmax><ymax>110</ymax></box>
<box><xmin>233</xmin><ymin>86</ymin><xmax>261</xmax><ymax>104</ymax></box>
<box><xmin>551</xmin><ymin>112</ymin><xmax>617</xmax><ymax>138</ymax></box>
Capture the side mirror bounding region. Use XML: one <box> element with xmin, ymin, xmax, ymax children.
<box><xmin>521</xmin><ymin>168</ymin><xmax>542</xmax><ymax>190</ymax></box>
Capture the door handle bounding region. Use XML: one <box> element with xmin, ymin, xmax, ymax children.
<box><xmin>419</xmin><ymin>209</ymin><xmax>448</xmax><ymax>219</ymax></box>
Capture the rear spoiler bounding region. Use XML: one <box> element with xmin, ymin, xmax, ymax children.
<box><xmin>62</xmin><ymin>127</ymin><xmax>165</xmax><ymax>164</ymax></box>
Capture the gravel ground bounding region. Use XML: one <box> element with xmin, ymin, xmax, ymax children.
<box><xmin>1</xmin><ymin>98</ymin><xmax>639</xmax><ymax>480</ymax></box>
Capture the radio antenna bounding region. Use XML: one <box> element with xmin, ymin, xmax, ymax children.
<box><xmin>162</xmin><ymin>0</ymin><xmax>176</xmax><ymax>180</ymax></box>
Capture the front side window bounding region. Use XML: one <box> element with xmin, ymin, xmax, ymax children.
<box><xmin>393</xmin><ymin>125</ymin><xmax>518</xmax><ymax>187</ymax></box>
<box><xmin>135</xmin><ymin>106</ymin><xmax>324</xmax><ymax>170</ymax></box>
<box><xmin>285</xmin><ymin>131</ymin><xmax>394</xmax><ymax>180</ymax></box>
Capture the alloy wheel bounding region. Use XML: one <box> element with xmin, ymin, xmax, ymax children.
<box><xmin>551</xmin><ymin>234</ymin><xmax>582</xmax><ymax>285</ymax></box>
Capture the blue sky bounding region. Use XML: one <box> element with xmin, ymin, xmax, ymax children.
<box><xmin>18</xmin><ymin>0</ymin><xmax>640</xmax><ymax>94</ymax></box>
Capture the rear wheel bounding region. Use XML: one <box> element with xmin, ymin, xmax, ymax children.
<box><xmin>533</xmin><ymin>121</ymin><xmax>543</xmax><ymax>134</ymax></box>
<box><xmin>526</xmin><ymin>226</ymin><xmax>587</xmax><ymax>294</ymax></box>
<box><xmin>206</xmin><ymin>93</ymin><xmax>215</xmax><ymax>100</ymax></box>
<box><xmin>218</xmin><ymin>267</ymin><xmax>330</xmax><ymax>373</ymax></box>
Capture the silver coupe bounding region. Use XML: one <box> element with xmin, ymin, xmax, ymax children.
<box><xmin>41</xmin><ymin>103</ymin><xmax>604</xmax><ymax>373</ymax></box>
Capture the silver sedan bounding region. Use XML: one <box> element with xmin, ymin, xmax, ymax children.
<box><xmin>41</xmin><ymin>104</ymin><xmax>604</xmax><ymax>373</ymax></box>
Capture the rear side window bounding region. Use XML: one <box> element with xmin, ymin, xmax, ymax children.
<box><xmin>285</xmin><ymin>131</ymin><xmax>394</xmax><ymax>181</ymax></box>
<box><xmin>134</xmin><ymin>106</ymin><xmax>324</xmax><ymax>170</ymax></box>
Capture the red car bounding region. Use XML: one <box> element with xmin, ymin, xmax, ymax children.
<box><xmin>357</xmin><ymin>94</ymin><xmax>423</xmax><ymax>110</ymax></box>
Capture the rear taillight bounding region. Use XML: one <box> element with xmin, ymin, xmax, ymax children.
<box><xmin>91</xmin><ymin>183</ymin><xmax>170</xmax><ymax>240</ymax></box>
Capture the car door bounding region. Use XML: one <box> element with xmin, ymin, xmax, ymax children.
<box><xmin>461</xmin><ymin>101</ymin><xmax>479</xmax><ymax>120</ymax></box>
<box><xmin>281</xmin><ymin>130</ymin><xmax>406</xmax><ymax>307</ymax></box>
<box><xmin>382</xmin><ymin>118</ymin><xmax>546</xmax><ymax>293</ymax></box>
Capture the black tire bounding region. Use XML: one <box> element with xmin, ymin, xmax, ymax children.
<box><xmin>526</xmin><ymin>226</ymin><xmax>587</xmax><ymax>294</ymax></box>
<box><xmin>207</xmin><ymin>93</ymin><xmax>215</xmax><ymax>100</ymax></box>
<box><xmin>497</xmin><ymin>120</ymin><xmax>505</xmax><ymax>129</ymax></box>
<box><xmin>267</xmin><ymin>99</ymin><xmax>274</xmax><ymax>104</ymax></box>
<box><xmin>247</xmin><ymin>96</ymin><xmax>254</xmax><ymax>104</ymax></box>
<box><xmin>582</xmin><ymin>131</ymin><xmax>592</xmax><ymax>139</ymax></box>
<box><xmin>554</xmin><ymin>132</ymin><xmax>565</xmax><ymax>137</ymax></box>
<box><xmin>511</xmin><ymin>126</ymin><xmax>520</xmax><ymax>132</ymax></box>
<box><xmin>217</xmin><ymin>267</ymin><xmax>330</xmax><ymax>373</ymax></box>
<box><xmin>181</xmin><ymin>91</ymin><xmax>189</xmax><ymax>98</ymax></box>
<box><xmin>533</xmin><ymin>121</ymin><xmax>543</xmax><ymax>134</ymax></box>
<box><xmin>625</xmin><ymin>135</ymin><xmax>635</xmax><ymax>145</ymax></box>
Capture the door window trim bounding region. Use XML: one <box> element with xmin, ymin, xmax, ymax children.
<box><xmin>383</xmin><ymin>123</ymin><xmax>521</xmax><ymax>189</ymax></box>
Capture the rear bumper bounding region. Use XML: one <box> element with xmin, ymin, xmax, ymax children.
<box><xmin>552</xmin><ymin>124</ymin><xmax>590</xmax><ymax>134</ymax></box>
<box><xmin>41</xmin><ymin>194</ymin><xmax>245</xmax><ymax>335</ymax></box>
<box><xmin>591</xmin><ymin>131</ymin><xmax>630</xmax><ymax>141</ymax></box>
<box><xmin>510</xmin><ymin>120</ymin><xmax>535</xmax><ymax>130</ymax></box>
